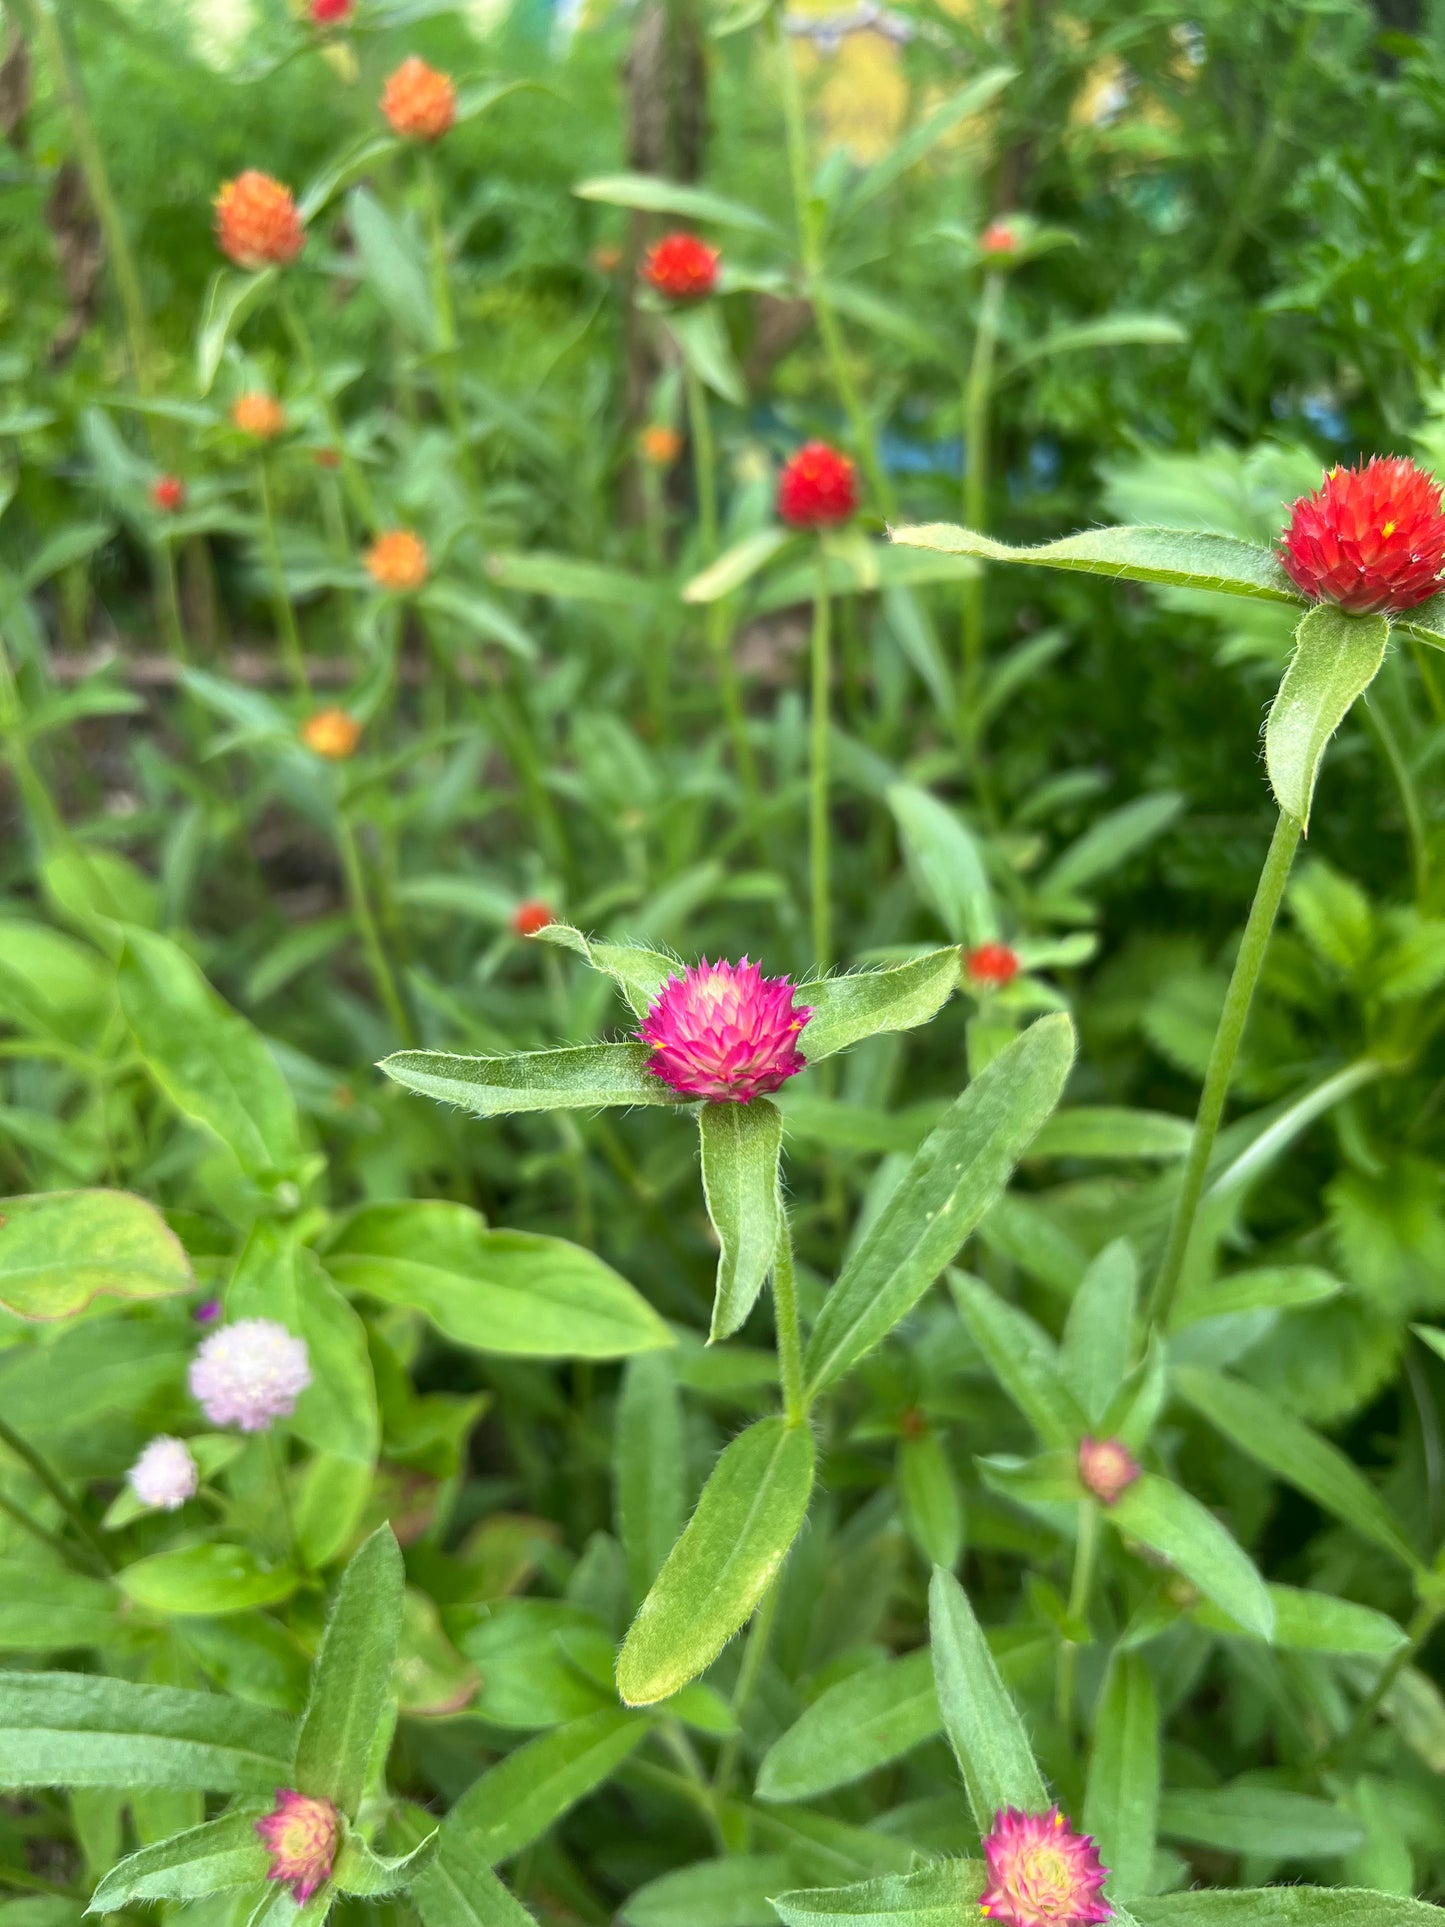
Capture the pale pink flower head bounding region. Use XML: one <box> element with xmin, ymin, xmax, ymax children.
<box><xmin>189</xmin><ymin>1318</ymin><xmax>311</xmax><ymax>1433</ymax></box>
<box><xmin>639</xmin><ymin>958</ymin><xmax>813</xmax><ymax>1103</ymax></box>
<box><xmin>982</xmin><ymin>1807</ymin><xmax>1112</xmax><ymax>1927</ymax></box>
<box><xmin>127</xmin><ymin>1435</ymin><xmax>199</xmax><ymax>1512</ymax></box>
<box><xmin>255</xmin><ymin>1790</ymin><xmax>339</xmax><ymax>1902</ymax></box>
<box><xmin>1077</xmin><ymin>1437</ymin><xmax>1141</xmax><ymax>1507</ymax></box>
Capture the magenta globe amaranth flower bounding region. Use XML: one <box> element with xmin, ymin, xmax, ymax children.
<box><xmin>1078</xmin><ymin>1436</ymin><xmax>1140</xmax><ymax>1507</ymax></box>
<box><xmin>189</xmin><ymin>1318</ymin><xmax>311</xmax><ymax>1432</ymax></box>
<box><xmin>981</xmin><ymin>1807</ymin><xmax>1112</xmax><ymax>1927</ymax></box>
<box><xmin>127</xmin><ymin>1435</ymin><xmax>199</xmax><ymax>1512</ymax></box>
<box><xmin>255</xmin><ymin>1790</ymin><xmax>339</xmax><ymax>1902</ymax></box>
<box><xmin>640</xmin><ymin>958</ymin><xmax>813</xmax><ymax>1103</ymax></box>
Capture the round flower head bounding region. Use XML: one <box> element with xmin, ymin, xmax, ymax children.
<box><xmin>189</xmin><ymin>1319</ymin><xmax>311</xmax><ymax>1433</ymax></box>
<box><xmin>981</xmin><ymin>220</ymin><xmax>1018</xmax><ymax>256</ymax></box>
<box><xmin>981</xmin><ymin>1807</ymin><xmax>1112</xmax><ymax>1927</ymax></box>
<box><xmin>127</xmin><ymin>1436</ymin><xmax>199</xmax><ymax>1512</ymax></box>
<box><xmin>151</xmin><ymin>475</ymin><xmax>186</xmax><ymax>513</ymax></box>
<box><xmin>1077</xmin><ymin>1437</ymin><xmax>1140</xmax><ymax>1507</ymax></box>
<box><xmin>310</xmin><ymin>0</ymin><xmax>353</xmax><ymax>23</ymax></box>
<box><xmin>365</xmin><ymin>528</ymin><xmax>429</xmax><ymax>592</ymax></box>
<box><xmin>778</xmin><ymin>442</ymin><xmax>858</xmax><ymax>530</ymax></box>
<box><xmin>640</xmin><ymin>424</ymin><xmax>683</xmax><ymax>466</ymax></box>
<box><xmin>511</xmin><ymin>899</ymin><xmax>554</xmax><ymax>937</ymax></box>
<box><xmin>256</xmin><ymin>1790</ymin><xmax>339</xmax><ymax>1903</ymax></box>
<box><xmin>642</xmin><ymin>232</ymin><xmax>720</xmax><ymax>302</ymax></box>
<box><xmin>966</xmin><ymin>942</ymin><xmax>1020</xmax><ymax>989</ymax></box>
<box><xmin>382</xmin><ymin>57</ymin><xmax>457</xmax><ymax>140</ymax></box>
<box><xmin>232</xmin><ymin>392</ymin><xmax>287</xmax><ymax>441</ymax></box>
<box><xmin>214</xmin><ymin>171</ymin><xmax>306</xmax><ymax>270</ymax></box>
<box><xmin>301</xmin><ymin>708</ymin><xmax>362</xmax><ymax>760</ymax></box>
<box><xmin>640</xmin><ymin>958</ymin><xmax>813</xmax><ymax>1103</ymax></box>
<box><xmin>1280</xmin><ymin>456</ymin><xmax>1445</xmax><ymax>615</ymax></box>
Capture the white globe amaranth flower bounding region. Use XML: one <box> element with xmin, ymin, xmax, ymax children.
<box><xmin>189</xmin><ymin>1318</ymin><xmax>312</xmax><ymax>1432</ymax></box>
<box><xmin>128</xmin><ymin>1435</ymin><xmax>199</xmax><ymax>1511</ymax></box>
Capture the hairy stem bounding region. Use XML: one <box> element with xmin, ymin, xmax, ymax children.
<box><xmin>809</xmin><ymin>543</ymin><xmax>833</xmax><ymax>971</ymax></box>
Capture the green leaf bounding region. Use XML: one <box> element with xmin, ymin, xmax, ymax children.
<box><xmin>86</xmin><ymin>1811</ymin><xmax>268</xmax><ymax>1911</ymax></box>
<box><xmin>615</xmin><ymin>1354</ymin><xmax>686</xmax><ymax>1603</ymax></box>
<box><xmin>294</xmin><ymin>1526</ymin><xmax>404</xmax><ymax>1817</ymax></box>
<box><xmin>667</xmin><ymin>305</ymin><xmax>745</xmax><ymax>405</ymax></box>
<box><xmin>300</xmin><ymin>131</ymin><xmax>400</xmax><ymax>219</ymax></box>
<box><xmin>379</xmin><ymin>1042</ymin><xmax>681</xmax><ymax>1116</ymax></box>
<box><xmin>952</xmin><ymin>1274</ymin><xmax>1088</xmax><ymax>1446</ymax></box>
<box><xmin>623</xmin><ymin>1856</ymin><xmax>797</xmax><ymax>1927</ymax></box>
<box><xmin>840</xmin><ymin>65</ymin><xmax>1014</xmax><ymax>217</ymax></box>
<box><xmin>805</xmin><ymin>1016</ymin><xmax>1075</xmax><ymax>1395</ymax></box>
<box><xmin>44</xmin><ymin>845</ymin><xmax>158</xmax><ymax>939</ymax></box>
<box><xmin>899</xmin><ymin>1429</ymin><xmax>964</xmax><ymax>1571</ymax></box>
<box><xmin>1173</xmin><ymin>1366</ymin><xmax>1420</xmax><ymax>1570</ymax></box>
<box><xmin>889</xmin><ymin>524</ymin><xmax>1299</xmax><ymax>601</ymax></box>
<box><xmin>1109</xmin><ymin>1474</ymin><xmax>1274</xmax><ymax>1639</ymax></box>
<box><xmin>333</xmin><ymin>1829</ymin><xmax>438</xmax><ymax>1896</ymax></box>
<box><xmin>617</xmin><ymin>1416</ymin><xmax>815</xmax><ymax>1706</ymax></box>
<box><xmin>1061</xmin><ymin>1239</ymin><xmax>1138</xmax><ymax>1425</ymax></box>
<box><xmin>118</xmin><ymin>928</ymin><xmax>300</xmax><ymax>1177</ymax></box>
<box><xmin>1133</xmin><ymin>1894</ymin><xmax>1445</xmax><ymax>1927</ymax></box>
<box><xmin>1266</xmin><ymin>605</ymin><xmax>1389</xmax><ymax>829</ymax></box>
<box><xmin>928</xmin><ymin>1568</ymin><xmax>1048</xmax><ymax>1830</ymax></box>
<box><xmin>1172</xmin><ymin>1265</ymin><xmax>1342</xmax><ymax>1329</ymax></box>
<box><xmin>530</xmin><ymin>923</ymin><xmax>676</xmax><ymax>1016</ymax></box>
<box><xmin>0</xmin><ymin>1673</ymin><xmax>293</xmax><ymax>1791</ymax></box>
<box><xmin>699</xmin><ymin>1098</ymin><xmax>782</xmax><ymax>1341</ymax></box>
<box><xmin>1190</xmin><ymin>1583</ymin><xmax>1406</xmax><ymax>1655</ymax></box>
<box><xmin>771</xmin><ymin>1862</ymin><xmax>986</xmax><ymax>1927</ymax></box>
<box><xmin>446</xmin><ymin>1709</ymin><xmax>645</xmax><ymax>1864</ymax></box>
<box><xmin>756</xmin><ymin>1648</ymin><xmax>940</xmax><ymax>1803</ymax></box>
<box><xmin>1157</xmin><ymin>1786</ymin><xmax>1363</xmax><ymax>1858</ymax></box>
<box><xmin>0</xmin><ymin>1561</ymin><xmax>117</xmax><ymax>1653</ymax></box>
<box><xmin>1083</xmin><ymin>1655</ymin><xmax>1158</xmax><ymax>1902</ymax></box>
<box><xmin>799</xmin><ymin>950</ymin><xmax>961</xmax><ymax>1061</ymax></box>
<box><xmin>1039</xmin><ymin>794</ymin><xmax>1184</xmax><ymax>903</ymax></box>
<box><xmin>485</xmin><ymin>550</ymin><xmax>660</xmax><ymax>606</ymax></box>
<box><xmin>324</xmin><ymin>1201</ymin><xmax>673</xmax><ymax>1359</ymax></box>
<box><xmin>886</xmin><ymin>784</ymin><xmax>997</xmax><ymax>946</ymax></box>
<box><xmin>349</xmin><ymin>186</ymin><xmax>437</xmax><ymax>348</ymax></box>
<box><xmin>118</xmin><ymin>1545</ymin><xmax>300</xmax><ymax>1618</ymax></box>
<box><xmin>574</xmin><ymin>172</ymin><xmax>776</xmax><ymax>234</ymax></box>
<box><xmin>196</xmin><ymin>268</ymin><xmax>276</xmax><ymax>393</ymax></box>
<box><xmin>0</xmin><ymin>1189</ymin><xmax>193</xmax><ymax>1320</ymax></box>
<box><xmin>413</xmin><ymin>1814</ymin><xmax>538</xmax><ymax>1927</ymax></box>
<box><xmin>1005</xmin><ymin>314</ymin><xmax>1187</xmax><ymax>376</ymax></box>
<box><xmin>683</xmin><ymin>529</ymin><xmax>792</xmax><ymax>604</ymax></box>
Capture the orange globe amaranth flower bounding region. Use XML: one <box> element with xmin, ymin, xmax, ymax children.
<box><xmin>232</xmin><ymin>392</ymin><xmax>287</xmax><ymax>441</ymax></box>
<box><xmin>301</xmin><ymin>709</ymin><xmax>362</xmax><ymax>760</ymax></box>
<box><xmin>151</xmin><ymin>475</ymin><xmax>186</xmax><ymax>513</ymax></box>
<box><xmin>381</xmin><ymin>57</ymin><xmax>457</xmax><ymax>140</ymax></box>
<box><xmin>777</xmin><ymin>442</ymin><xmax>858</xmax><ymax>530</ymax></box>
<box><xmin>980</xmin><ymin>220</ymin><xmax>1019</xmax><ymax>255</ymax></box>
<box><xmin>965</xmin><ymin>941</ymin><xmax>1021</xmax><ymax>989</ymax></box>
<box><xmin>310</xmin><ymin>0</ymin><xmax>353</xmax><ymax>22</ymax></box>
<box><xmin>511</xmin><ymin>899</ymin><xmax>554</xmax><ymax>937</ymax></box>
<box><xmin>215</xmin><ymin>171</ymin><xmax>306</xmax><ymax>270</ymax></box>
<box><xmin>641</xmin><ymin>232</ymin><xmax>721</xmax><ymax>303</ymax></box>
<box><xmin>365</xmin><ymin>529</ymin><xmax>430</xmax><ymax>593</ymax></box>
<box><xmin>639</xmin><ymin>424</ymin><xmax>683</xmax><ymax>467</ymax></box>
<box><xmin>1280</xmin><ymin>456</ymin><xmax>1445</xmax><ymax>615</ymax></box>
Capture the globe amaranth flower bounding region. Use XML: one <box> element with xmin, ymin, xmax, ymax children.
<box><xmin>1077</xmin><ymin>1437</ymin><xmax>1140</xmax><ymax>1507</ymax></box>
<box><xmin>639</xmin><ymin>424</ymin><xmax>683</xmax><ymax>467</ymax></box>
<box><xmin>511</xmin><ymin>899</ymin><xmax>554</xmax><ymax>937</ymax></box>
<box><xmin>965</xmin><ymin>942</ymin><xmax>1021</xmax><ymax>989</ymax></box>
<box><xmin>981</xmin><ymin>1807</ymin><xmax>1112</xmax><ymax>1927</ymax></box>
<box><xmin>382</xmin><ymin>57</ymin><xmax>456</xmax><ymax>140</ymax></box>
<box><xmin>309</xmin><ymin>0</ymin><xmax>353</xmax><ymax>23</ymax></box>
<box><xmin>1280</xmin><ymin>456</ymin><xmax>1445</xmax><ymax>615</ymax></box>
<box><xmin>127</xmin><ymin>1436</ymin><xmax>199</xmax><ymax>1512</ymax></box>
<box><xmin>150</xmin><ymin>476</ymin><xmax>186</xmax><ymax>513</ymax></box>
<box><xmin>778</xmin><ymin>442</ymin><xmax>858</xmax><ymax>530</ymax></box>
<box><xmin>640</xmin><ymin>958</ymin><xmax>813</xmax><ymax>1103</ymax></box>
<box><xmin>190</xmin><ymin>1319</ymin><xmax>311</xmax><ymax>1433</ymax></box>
<box><xmin>215</xmin><ymin>172</ymin><xmax>306</xmax><ymax>270</ymax></box>
<box><xmin>232</xmin><ymin>393</ymin><xmax>287</xmax><ymax>440</ymax></box>
<box><xmin>981</xmin><ymin>220</ymin><xmax>1018</xmax><ymax>256</ymax></box>
<box><xmin>301</xmin><ymin>708</ymin><xmax>362</xmax><ymax>760</ymax></box>
<box><xmin>365</xmin><ymin>529</ymin><xmax>429</xmax><ymax>592</ymax></box>
<box><xmin>255</xmin><ymin>1790</ymin><xmax>339</xmax><ymax>1903</ymax></box>
<box><xmin>641</xmin><ymin>232</ymin><xmax>720</xmax><ymax>302</ymax></box>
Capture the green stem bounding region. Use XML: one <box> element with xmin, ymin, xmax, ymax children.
<box><xmin>809</xmin><ymin>544</ymin><xmax>833</xmax><ymax>970</ymax></box>
<box><xmin>156</xmin><ymin>542</ymin><xmax>190</xmax><ymax>666</ymax></box>
<box><xmin>1055</xmin><ymin>1500</ymin><xmax>1099</xmax><ymax>1726</ymax></box>
<box><xmin>419</xmin><ymin>152</ymin><xmax>478</xmax><ymax>496</ymax></box>
<box><xmin>1363</xmin><ymin>694</ymin><xmax>1425</xmax><ymax>896</ymax></box>
<box><xmin>280</xmin><ymin>287</ymin><xmax>376</xmax><ymax>526</ymax></box>
<box><xmin>686</xmin><ymin>367</ymin><xmax>762</xmax><ymax>817</ymax></box>
<box><xmin>255</xmin><ymin>457</ymin><xmax>310</xmax><ymax>699</ymax></box>
<box><xmin>0</xmin><ymin>630</ymin><xmax>65</xmax><ymax>850</ymax></box>
<box><xmin>960</xmin><ymin>270</ymin><xmax>1006</xmax><ymax>727</ymax></box>
<box><xmin>713</xmin><ymin>1573</ymin><xmax>784</xmax><ymax>1804</ymax></box>
<box><xmin>334</xmin><ymin>808</ymin><xmax>416</xmax><ymax>1045</ymax></box>
<box><xmin>0</xmin><ymin>1413</ymin><xmax>114</xmax><ymax>1574</ymax></box>
<box><xmin>1146</xmin><ymin>807</ymin><xmax>1303</xmax><ymax>1329</ymax></box>
<box><xmin>265</xmin><ymin>1429</ymin><xmax>297</xmax><ymax>1562</ymax></box>
<box><xmin>1322</xmin><ymin>1598</ymin><xmax>1439</xmax><ymax>1769</ymax></box>
<box><xmin>772</xmin><ymin>1210</ymin><xmax>806</xmax><ymax>1428</ymax></box>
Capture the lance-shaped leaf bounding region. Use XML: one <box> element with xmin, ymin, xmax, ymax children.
<box><xmin>573</xmin><ymin>172</ymin><xmax>776</xmax><ymax>234</ymax></box>
<box><xmin>929</xmin><ymin>1568</ymin><xmax>1048</xmax><ymax>1830</ymax></box>
<box><xmin>0</xmin><ymin>1674</ymin><xmax>294</xmax><ymax>1791</ymax></box>
<box><xmin>798</xmin><ymin>950</ymin><xmax>961</xmax><ymax>1060</ymax></box>
<box><xmin>683</xmin><ymin>529</ymin><xmax>793</xmax><ymax>604</ymax></box>
<box><xmin>700</xmin><ymin>1098</ymin><xmax>783</xmax><ymax>1340</ymax></box>
<box><xmin>617</xmin><ymin>1416</ymin><xmax>815</xmax><ymax>1706</ymax></box>
<box><xmin>294</xmin><ymin>1526</ymin><xmax>405</xmax><ymax>1817</ymax></box>
<box><xmin>413</xmin><ymin>1813</ymin><xmax>537</xmax><ymax>1927</ymax></box>
<box><xmin>118</xmin><ymin>1545</ymin><xmax>299</xmax><ymax>1618</ymax></box>
<box><xmin>1157</xmin><ymin>1786</ymin><xmax>1362</xmax><ymax>1858</ymax></box>
<box><xmin>889</xmin><ymin>524</ymin><xmax>1300</xmax><ymax>601</ymax></box>
<box><xmin>1266</xmin><ymin>604</ymin><xmax>1389</xmax><ymax>829</ymax></box>
<box><xmin>446</xmin><ymin>1709</ymin><xmax>646</xmax><ymax>1865</ymax></box>
<box><xmin>771</xmin><ymin>1862</ymin><xmax>987</xmax><ymax>1927</ymax></box>
<box><xmin>333</xmin><ymin>1830</ymin><xmax>439</xmax><ymax>1896</ymax></box>
<box><xmin>616</xmin><ymin>1353</ymin><xmax>686</xmax><ymax>1602</ymax></box>
<box><xmin>1061</xmin><ymin>1239</ymin><xmax>1138</xmax><ymax>1425</ymax></box>
<box><xmin>1108</xmin><ymin>1474</ymin><xmax>1273</xmax><ymax>1640</ymax></box>
<box><xmin>0</xmin><ymin>1188</ymin><xmax>193</xmax><ymax>1320</ymax></box>
<box><xmin>86</xmin><ymin>1810</ymin><xmax>268</xmax><ymax>1910</ymax></box>
<box><xmin>886</xmin><ymin>784</ymin><xmax>998</xmax><ymax>946</ymax></box>
<box><xmin>623</xmin><ymin>1855</ymin><xmax>798</xmax><ymax>1927</ymax></box>
<box><xmin>757</xmin><ymin>1648</ymin><xmax>940</xmax><ymax>1804</ymax></box>
<box><xmin>952</xmin><ymin>1274</ymin><xmax>1087</xmax><ymax>1447</ymax></box>
<box><xmin>804</xmin><ymin>1016</ymin><xmax>1074</xmax><ymax>1395</ymax></box>
<box><xmin>1083</xmin><ymin>1655</ymin><xmax>1159</xmax><ymax>1903</ymax></box>
<box><xmin>1132</xmin><ymin>1891</ymin><xmax>1445</xmax><ymax>1927</ymax></box>
<box><xmin>197</xmin><ymin>268</ymin><xmax>276</xmax><ymax>393</ymax></box>
<box><xmin>1190</xmin><ymin>1583</ymin><xmax>1405</xmax><ymax>1655</ymax></box>
<box><xmin>379</xmin><ymin>1042</ymin><xmax>682</xmax><ymax>1116</ymax></box>
<box><xmin>531</xmin><ymin>923</ymin><xmax>677</xmax><ymax>1016</ymax></box>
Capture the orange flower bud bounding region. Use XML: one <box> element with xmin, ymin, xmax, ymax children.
<box><xmin>231</xmin><ymin>392</ymin><xmax>287</xmax><ymax>440</ymax></box>
<box><xmin>301</xmin><ymin>708</ymin><xmax>362</xmax><ymax>760</ymax></box>
<box><xmin>381</xmin><ymin>57</ymin><xmax>456</xmax><ymax>140</ymax></box>
<box><xmin>639</xmin><ymin>424</ymin><xmax>683</xmax><ymax>466</ymax></box>
<box><xmin>214</xmin><ymin>171</ymin><xmax>306</xmax><ymax>270</ymax></box>
<box><xmin>365</xmin><ymin>529</ymin><xmax>429</xmax><ymax>593</ymax></box>
<box><xmin>151</xmin><ymin>476</ymin><xmax>186</xmax><ymax>512</ymax></box>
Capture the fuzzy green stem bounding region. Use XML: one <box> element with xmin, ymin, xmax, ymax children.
<box><xmin>334</xmin><ymin>808</ymin><xmax>416</xmax><ymax>1046</ymax></box>
<box><xmin>809</xmin><ymin>545</ymin><xmax>833</xmax><ymax>971</ymax></box>
<box><xmin>1055</xmin><ymin>1500</ymin><xmax>1099</xmax><ymax>1726</ymax></box>
<box><xmin>254</xmin><ymin>458</ymin><xmax>310</xmax><ymax>699</ymax></box>
<box><xmin>419</xmin><ymin>152</ymin><xmax>479</xmax><ymax>496</ymax></box>
<box><xmin>1147</xmin><ymin>807</ymin><xmax>1303</xmax><ymax>1329</ymax></box>
<box><xmin>686</xmin><ymin>367</ymin><xmax>762</xmax><ymax>816</ymax></box>
<box><xmin>960</xmin><ymin>270</ymin><xmax>1006</xmax><ymax>725</ymax></box>
<box><xmin>0</xmin><ymin>1412</ymin><xmax>114</xmax><ymax>1574</ymax></box>
<box><xmin>772</xmin><ymin>1211</ymin><xmax>806</xmax><ymax>1428</ymax></box>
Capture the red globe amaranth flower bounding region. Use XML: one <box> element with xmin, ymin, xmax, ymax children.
<box><xmin>511</xmin><ymin>899</ymin><xmax>554</xmax><ymax>937</ymax></box>
<box><xmin>640</xmin><ymin>958</ymin><xmax>813</xmax><ymax>1103</ymax></box>
<box><xmin>981</xmin><ymin>1808</ymin><xmax>1112</xmax><ymax>1927</ymax></box>
<box><xmin>365</xmin><ymin>529</ymin><xmax>429</xmax><ymax>592</ymax></box>
<box><xmin>1280</xmin><ymin>456</ymin><xmax>1445</xmax><ymax>615</ymax></box>
<box><xmin>309</xmin><ymin>0</ymin><xmax>353</xmax><ymax>22</ymax></box>
<box><xmin>151</xmin><ymin>476</ymin><xmax>186</xmax><ymax>513</ymax></box>
<box><xmin>981</xmin><ymin>220</ymin><xmax>1018</xmax><ymax>255</ymax></box>
<box><xmin>215</xmin><ymin>172</ymin><xmax>305</xmax><ymax>269</ymax></box>
<box><xmin>641</xmin><ymin>232</ymin><xmax>720</xmax><ymax>302</ymax></box>
<box><xmin>382</xmin><ymin>57</ymin><xmax>457</xmax><ymax>140</ymax></box>
<box><xmin>255</xmin><ymin>1791</ymin><xmax>339</xmax><ymax>1903</ymax></box>
<box><xmin>966</xmin><ymin>942</ymin><xmax>1020</xmax><ymax>989</ymax></box>
<box><xmin>778</xmin><ymin>442</ymin><xmax>858</xmax><ymax>529</ymax></box>
<box><xmin>1077</xmin><ymin>1437</ymin><xmax>1140</xmax><ymax>1507</ymax></box>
